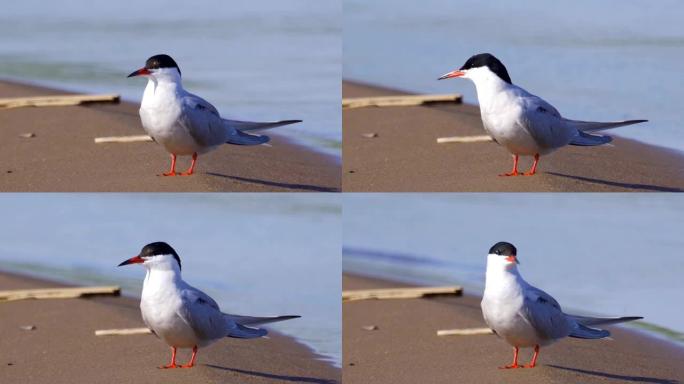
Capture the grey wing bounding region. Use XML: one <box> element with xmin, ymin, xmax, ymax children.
<box><xmin>176</xmin><ymin>285</ymin><xmax>229</xmax><ymax>340</ymax></box>
<box><xmin>520</xmin><ymin>285</ymin><xmax>573</xmax><ymax>340</ymax></box>
<box><xmin>517</xmin><ymin>93</ymin><xmax>578</xmax><ymax>149</ymax></box>
<box><xmin>178</xmin><ymin>92</ymin><xmax>234</xmax><ymax>147</ymax></box>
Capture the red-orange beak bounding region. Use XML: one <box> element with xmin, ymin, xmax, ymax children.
<box><xmin>127</xmin><ymin>67</ymin><xmax>151</xmax><ymax>78</ymax></box>
<box><xmin>438</xmin><ymin>70</ymin><xmax>466</xmax><ymax>80</ymax></box>
<box><xmin>505</xmin><ymin>255</ymin><xmax>519</xmax><ymax>264</ymax></box>
<box><xmin>118</xmin><ymin>255</ymin><xmax>144</xmax><ymax>267</ymax></box>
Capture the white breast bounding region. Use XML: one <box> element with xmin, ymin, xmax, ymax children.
<box><xmin>481</xmin><ymin>268</ymin><xmax>545</xmax><ymax>348</ymax></box>
<box><xmin>139</xmin><ymin>80</ymin><xmax>201</xmax><ymax>156</ymax></box>
<box><xmin>140</xmin><ymin>272</ymin><xmax>200</xmax><ymax>348</ymax></box>
<box><xmin>480</xmin><ymin>90</ymin><xmax>543</xmax><ymax>156</ymax></box>
<box><xmin>481</xmin><ymin>293</ymin><xmax>543</xmax><ymax>347</ymax></box>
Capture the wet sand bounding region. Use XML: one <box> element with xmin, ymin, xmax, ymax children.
<box><xmin>343</xmin><ymin>273</ymin><xmax>684</xmax><ymax>384</ymax></box>
<box><xmin>343</xmin><ymin>80</ymin><xmax>684</xmax><ymax>192</ymax></box>
<box><xmin>0</xmin><ymin>270</ymin><xmax>339</xmax><ymax>384</ymax></box>
<box><xmin>0</xmin><ymin>80</ymin><xmax>340</xmax><ymax>192</ymax></box>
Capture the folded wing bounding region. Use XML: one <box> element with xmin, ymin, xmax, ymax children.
<box><xmin>179</xmin><ymin>92</ymin><xmax>301</xmax><ymax>147</ymax></box>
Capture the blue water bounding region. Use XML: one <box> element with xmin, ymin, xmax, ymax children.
<box><xmin>345</xmin><ymin>0</ymin><xmax>684</xmax><ymax>153</ymax></box>
<box><xmin>343</xmin><ymin>194</ymin><xmax>684</xmax><ymax>342</ymax></box>
<box><xmin>0</xmin><ymin>0</ymin><xmax>341</xmax><ymax>157</ymax></box>
<box><xmin>0</xmin><ymin>194</ymin><xmax>341</xmax><ymax>366</ymax></box>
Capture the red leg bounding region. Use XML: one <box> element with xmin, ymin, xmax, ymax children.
<box><xmin>159</xmin><ymin>347</ymin><xmax>179</xmax><ymax>369</ymax></box>
<box><xmin>524</xmin><ymin>154</ymin><xmax>540</xmax><ymax>176</ymax></box>
<box><xmin>180</xmin><ymin>153</ymin><xmax>198</xmax><ymax>176</ymax></box>
<box><xmin>499</xmin><ymin>155</ymin><xmax>520</xmax><ymax>177</ymax></box>
<box><xmin>181</xmin><ymin>346</ymin><xmax>198</xmax><ymax>368</ymax></box>
<box><xmin>163</xmin><ymin>154</ymin><xmax>178</xmax><ymax>176</ymax></box>
<box><xmin>499</xmin><ymin>346</ymin><xmax>522</xmax><ymax>369</ymax></box>
<box><xmin>525</xmin><ymin>345</ymin><xmax>540</xmax><ymax>368</ymax></box>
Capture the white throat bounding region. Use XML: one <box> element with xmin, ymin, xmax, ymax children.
<box><xmin>141</xmin><ymin>256</ymin><xmax>183</xmax><ymax>294</ymax></box>
<box><xmin>141</xmin><ymin>68</ymin><xmax>184</xmax><ymax>102</ymax></box>
<box><xmin>465</xmin><ymin>67</ymin><xmax>513</xmax><ymax>109</ymax></box>
<box><xmin>484</xmin><ymin>254</ymin><xmax>524</xmax><ymax>297</ymax></box>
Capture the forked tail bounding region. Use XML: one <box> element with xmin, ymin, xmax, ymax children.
<box><xmin>569</xmin><ymin>315</ymin><xmax>642</xmax><ymax>339</ymax></box>
<box><xmin>224</xmin><ymin>314</ymin><xmax>301</xmax><ymax>339</ymax></box>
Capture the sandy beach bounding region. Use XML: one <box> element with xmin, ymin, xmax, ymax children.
<box><xmin>0</xmin><ymin>270</ymin><xmax>339</xmax><ymax>384</ymax></box>
<box><xmin>0</xmin><ymin>80</ymin><xmax>340</xmax><ymax>192</ymax></box>
<box><xmin>343</xmin><ymin>273</ymin><xmax>684</xmax><ymax>384</ymax></box>
<box><xmin>343</xmin><ymin>80</ymin><xmax>684</xmax><ymax>192</ymax></box>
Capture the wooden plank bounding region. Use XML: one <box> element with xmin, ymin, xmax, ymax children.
<box><xmin>437</xmin><ymin>327</ymin><xmax>494</xmax><ymax>336</ymax></box>
<box><xmin>0</xmin><ymin>94</ymin><xmax>120</xmax><ymax>109</ymax></box>
<box><xmin>0</xmin><ymin>286</ymin><xmax>120</xmax><ymax>301</ymax></box>
<box><xmin>437</xmin><ymin>135</ymin><xmax>493</xmax><ymax>144</ymax></box>
<box><xmin>95</xmin><ymin>328</ymin><xmax>153</xmax><ymax>336</ymax></box>
<box><xmin>342</xmin><ymin>94</ymin><xmax>462</xmax><ymax>109</ymax></box>
<box><xmin>342</xmin><ymin>285</ymin><xmax>462</xmax><ymax>301</ymax></box>
<box><xmin>94</xmin><ymin>135</ymin><xmax>153</xmax><ymax>144</ymax></box>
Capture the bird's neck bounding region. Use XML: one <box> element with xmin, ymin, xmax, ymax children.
<box><xmin>142</xmin><ymin>265</ymin><xmax>183</xmax><ymax>294</ymax></box>
<box><xmin>472</xmin><ymin>73</ymin><xmax>513</xmax><ymax>110</ymax></box>
<box><xmin>143</xmin><ymin>76</ymin><xmax>183</xmax><ymax>100</ymax></box>
<box><xmin>484</xmin><ymin>262</ymin><xmax>524</xmax><ymax>299</ymax></box>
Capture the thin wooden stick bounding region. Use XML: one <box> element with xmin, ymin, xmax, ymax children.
<box><xmin>437</xmin><ymin>135</ymin><xmax>493</xmax><ymax>144</ymax></box>
<box><xmin>343</xmin><ymin>286</ymin><xmax>462</xmax><ymax>301</ymax></box>
<box><xmin>0</xmin><ymin>286</ymin><xmax>120</xmax><ymax>301</ymax></box>
<box><xmin>343</xmin><ymin>94</ymin><xmax>462</xmax><ymax>109</ymax></box>
<box><xmin>94</xmin><ymin>135</ymin><xmax>153</xmax><ymax>144</ymax></box>
<box><xmin>95</xmin><ymin>328</ymin><xmax>153</xmax><ymax>336</ymax></box>
<box><xmin>0</xmin><ymin>94</ymin><xmax>120</xmax><ymax>109</ymax></box>
<box><xmin>437</xmin><ymin>327</ymin><xmax>494</xmax><ymax>336</ymax></box>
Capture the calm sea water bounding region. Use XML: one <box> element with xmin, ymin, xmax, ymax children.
<box><xmin>0</xmin><ymin>194</ymin><xmax>341</xmax><ymax>366</ymax></box>
<box><xmin>345</xmin><ymin>0</ymin><xmax>684</xmax><ymax>153</ymax></box>
<box><xmin>343</xmin><ymin>194</ymin><xmax>684</xmax><ymax>343</ymax></box>
<box><xmin>0</xmin><ymin>1</ymin><xmax>341</xmax><ymax>157</ymax></box>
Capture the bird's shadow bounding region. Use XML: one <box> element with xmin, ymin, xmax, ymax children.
<box><xmin>205</xmin><ymin>364</ymin><xmax>338</xmax><ymax>384</ymax></box>
<box><xmin>547</xmin><ymin>364</ymin><xmax>679</xmax><ymax>384</ymax></box>
<box><xmin>546</xmin><ymin>172</ymin><xmax>684</xmax><ymax>192</ymax></box>
<box><xmin>206</xmin><ymin>172</ymin><xmax>339</xmax><ymax>192</ymax></box>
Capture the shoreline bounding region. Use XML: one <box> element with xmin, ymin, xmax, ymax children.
<box><xmin>343</xmin><ymin>79</ymin><xmax>684</xmax><ymax>192</ymax></box>
<box><xmin>343</xmin><ymin>77</ymin><xmax>684</xmax><ymax>159</ymax></box>
<box><xmin>0</xmin><ymin>262</ymin><xmax>340</xmax><ymax>368</ymax></box>
<box><xmin>0</xmin><ymin>79</ymin><xmax>340</xmax><ymax>192</ymax></box>
<box><xmin>343</xmin><ymin>266</ymin><xmax>684</xmax><ymax>348</ymax></box>
<box><xmin>0</xmin><ymin>268</ymin><xmax>340</xmax><ymax>383</ymax></box>
<box><xmin>343</xmin><ymin>272</ymin><xmax>684</xmax><ymax>384</ymax></box>
<box><xmin>0</xmin><ymin>76</ymin><xmax>342</xmax><ymax>162</ymax></box>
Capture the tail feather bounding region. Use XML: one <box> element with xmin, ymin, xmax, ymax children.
<box><xmin>568</xmin><ymin>315</ymin><xmax>641</xmax><ymax>339</ymax></box>
<box><xmin>225</xmin><ymin>129</ymin><xmax>270</xmax><ymax>146</ymax></box>
<box><xmin>224</xmin><ymin>314</ymin><xmax>300</xmax><ymax>339</ymax></box>
<box><xmin>227</xmin><ymin>323</ymin><xmax>268</xmax><ymax>339</ymax></box>
<box><xmin>570</xmin><ymin>131</ymin><xmax>612</xmax><ymax>146</ymax></box>
<box><xmin>570</xmin><ymin>323</ymin><xmax>610</xmax><ymax>339</ymax></box>
<box><xmin>226</xmin><ymin>314</ymin><xmax>301</xmax><ymax>326</ymax></box>
<box><xmin>571</xmin><ymin>315</ymin><xmax>643</xmax><ymax>327</ymax></box>
<box><xmin>564</xmin><ymin>118</ymin><xmax>647</xmax><ymax>133</ymax></box>
<box><xmin>224</xmin><ymin>119</ymin><xmax>302</xmax><ymax>132</ymax></box>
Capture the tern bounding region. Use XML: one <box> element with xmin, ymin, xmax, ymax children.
<box><xmin>481</xmin><ymin>241</ymin><xmax>641</xmax><ymax>368</ymax></box>
<box><xmin>128</xmin><ymin>54</ymin><xmax>302</xmax><ymax>176</ymax></box>
<box><xmin>118</xmin><ymin>241</ymin><xmax>300</xmax><ymax>368</ymax></box>
<box><xmin>439</xmin><ymin>53</ymin><xmax>647</xmax><ymax>176</ymax></box>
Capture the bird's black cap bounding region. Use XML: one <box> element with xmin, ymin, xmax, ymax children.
<box><xmin>460</xmin><ymin>53</ymin><xmax>511</xmax><ymax>84</ymax></box>
<box><xmin>145</xmin><ymin>54</ymin><xmax>181</xmax><ymax>76</ymax></box>
<box><xmin>489</xmin><ymin>241</ymin><xmax>517</xmax><ymax>257</ymax></box>
<box><xmin>139</xmin><ymin>241</ymin><xmax>181</xmax><ymax>270</ymax></box>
